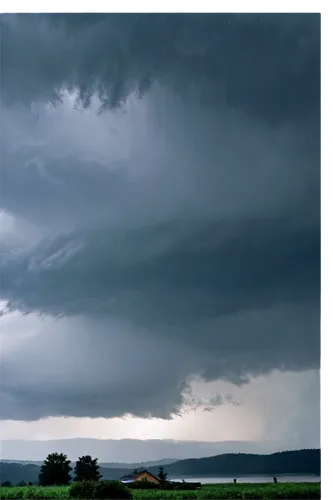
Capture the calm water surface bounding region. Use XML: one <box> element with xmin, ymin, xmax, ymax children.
<box><xmin>170</xmin><ymin>475</ymin><xmax>320</xmax><ymax>484</ymax></box>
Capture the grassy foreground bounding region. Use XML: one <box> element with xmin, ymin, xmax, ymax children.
<box><xmin>0</xmin><ymin>483</ymin><xmax>321</xmax><ymax>499</ymax></box>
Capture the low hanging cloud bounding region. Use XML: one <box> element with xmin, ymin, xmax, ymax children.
<box><xmin>0</xmin><ymin>13</ymin><xmax>320</xmax><ymax>123</ymax></box>
<box><xmin>0</xmin><ymin>14</ymin><xmax>320</xmax><ymax>422</ymax></box>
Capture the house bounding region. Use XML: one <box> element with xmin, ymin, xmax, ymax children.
<box><xmin>119</xmin><ymin>469</ymin><xmax>161</xmax><ymax>485</ymax></box>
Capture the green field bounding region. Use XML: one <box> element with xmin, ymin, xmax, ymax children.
<box><xmin>0</xmin><ymin>483</ymin><xmax>321</xmax><ymax>499</ymax></box>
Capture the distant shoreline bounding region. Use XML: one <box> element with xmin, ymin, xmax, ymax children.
<box><xmin>171</xmin><ymin>473</ymin><xmax>320</xmax><ymax>477</ymax></box>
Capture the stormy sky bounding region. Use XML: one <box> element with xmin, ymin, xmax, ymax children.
<box><xmin>0</xmin><ymin>13</ymin><xmax>320</xmax><ymax>459</ymax></box>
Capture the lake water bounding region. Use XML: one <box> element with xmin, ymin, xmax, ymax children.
<box><xmin>169</xmin><ymin>475</ymin><xmax>320</xmax><ymax>484</ymax></box>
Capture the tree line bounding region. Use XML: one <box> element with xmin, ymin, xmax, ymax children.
<box><xmin>1</xmin><ymin>453</ymin><xmax>168</xmax><ymax>487</ymax></box>
<box><xmin>1</xmin><ymin>448</ymin><xmax>320</xmax><ymax>487</ymax></box>
<box><xmin>1</xmin><ymin>453</ymin><xmax>101</xmax><ymax>486</ymax></box>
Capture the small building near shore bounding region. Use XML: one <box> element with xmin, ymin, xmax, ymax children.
<box><xmin>119</xmin><ymin>469</ymin><xmax>161</xmax><ymax>485</ymax></box>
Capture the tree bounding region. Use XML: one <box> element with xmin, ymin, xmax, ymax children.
<box><xmin>74</xmin><ymin>455</ymin><xmax>102</xmax><ymax>482</ymax></box>
<box><xmin>158</xmin><ymin>467</ymin><xmax>168</xmax><ymax>482</ymax></box>
<box><xmin>17</xmin><ymin>480</ymin><xmax>27</xmax><ymax>486</ymax></box>
<box><xmin>1</xmin><ymin>481</ymin><xmax>12</xmax><ymax>487</ymax></box>
<box><xmin>39</xmin><ymin>453</ymin><xmax>72</xmax><ymax>486</ymax></box>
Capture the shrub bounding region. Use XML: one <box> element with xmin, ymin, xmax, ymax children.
<box><xmin>69</xmin><ymin>480</ymin><xmax>96</xmax><ymax>498</ymax></box>
<box><xmin>171</xmin><ymin>482</ymin><xmax>201</xmax><ymax>490</ymax></box>
<box><xmin>93</xmin><ymin>480</ymin><xmax>132</xmax><ymax>499</ymax></box>
<box><xmin>69</xmin><ymin>480</ymin><xmax>132</xmax><ymax>499</ymax></box>
<box><xmin>128</xmin><ymin>480</ymin><xmax>159</xmax><ymax>490</ymax></box>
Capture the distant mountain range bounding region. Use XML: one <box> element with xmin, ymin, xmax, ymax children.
<box><xmin>0</xmin><ymin>457</ymin><xmax>176</xmax><ymax>469</ymax></box>
<box><xmin>1</xmin><ymin>438</ymin><xmax>295</xmax><ymax>463</ymax></box>
<box><xmin>0</xmin><ymin>449</ymin><xmax>320</xmax><ymax>485</ymax></box>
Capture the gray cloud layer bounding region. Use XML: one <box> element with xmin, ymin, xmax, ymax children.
<box><xmin>0</xmin><ymin>14</ymin><xmax>320</xmax><ymax>422</ymax></box>
<box><xmin>1</xmin><ymin>14</ymin><xmax>320</xmax><ymax>123</ymax></box>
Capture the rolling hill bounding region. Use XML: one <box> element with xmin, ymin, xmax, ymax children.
<box><xmin>149</xmin><ymin>449</ymin><xmax>320</xmax><ymax>477</ymax></box>
<box><xmin>0</xmin><ymin>449</ymin><xmax>320</xmax><ymax>485</ymax></box>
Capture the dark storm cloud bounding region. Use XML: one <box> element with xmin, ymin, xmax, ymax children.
<box><xmin>0</xmin><ymin>313</ymin><xmax>235</xmax><ymax>420</ymax></box>
<box><xmin>1</xmin><ymin>218</ymin><xmax>319</xmax><ymax>323</ymax></box>
<box><xmin>0</xmin><ymin>13</ymin><xmax>320</xmax><ymax>123</ymax></box>
<box><xmin>0</xmin><ymin>14</ymin><xmax>320</xmax><ymax>421</ymax></box>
